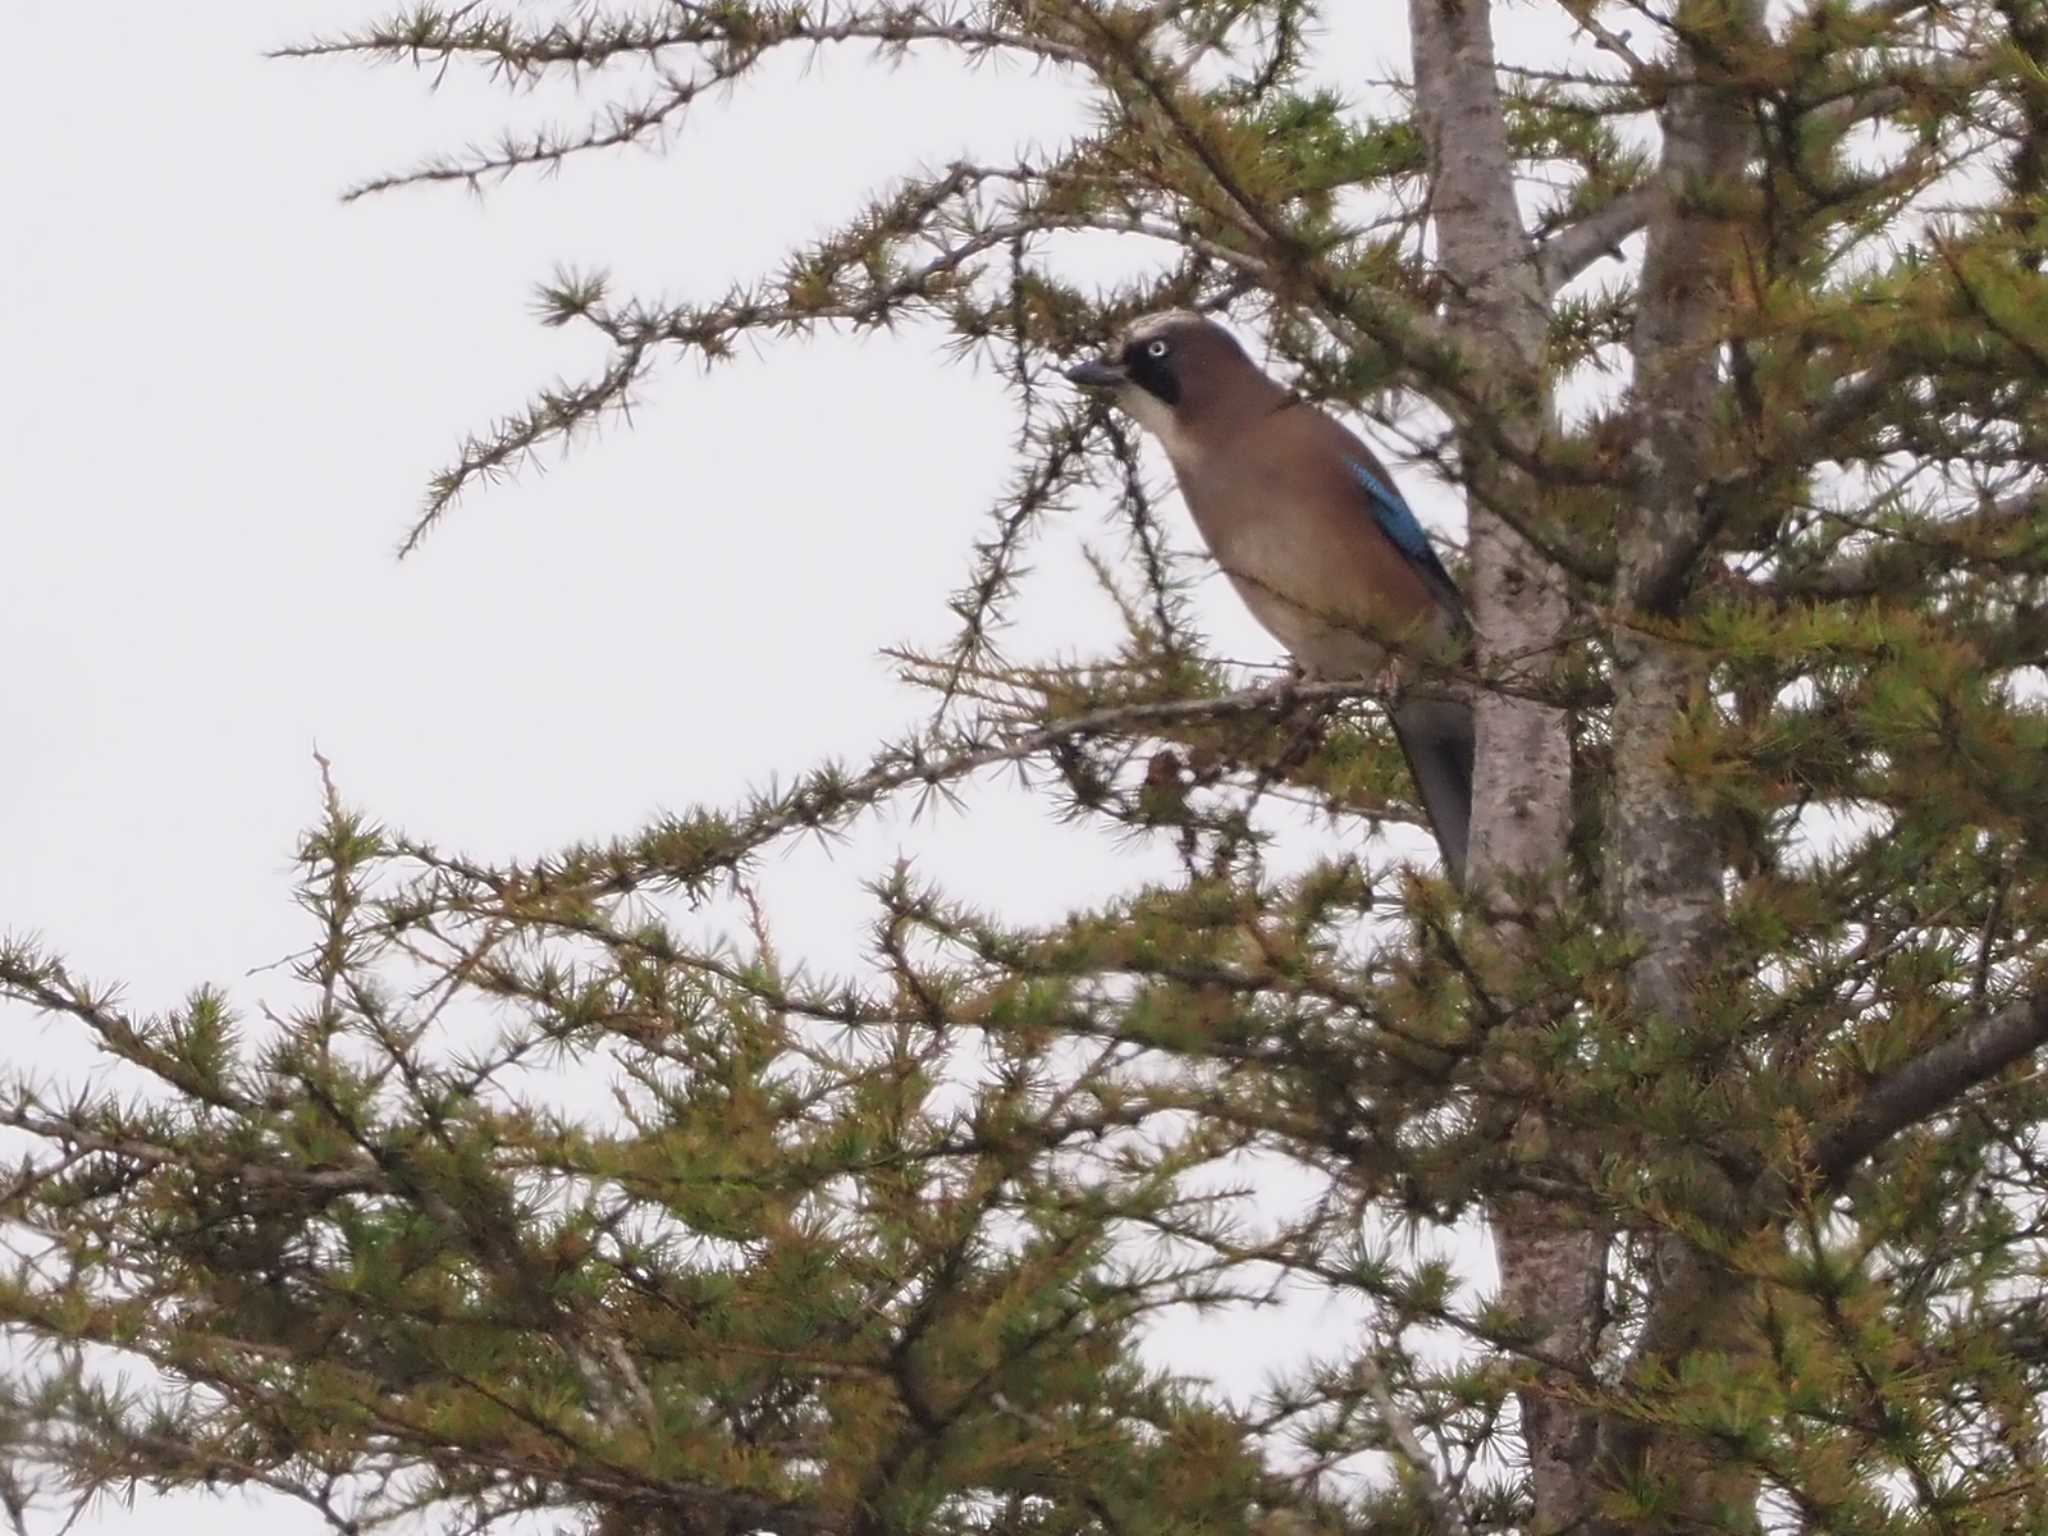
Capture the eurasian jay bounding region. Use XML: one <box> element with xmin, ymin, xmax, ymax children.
<box><xmin>1066</xmin><ymin>311</ymin><xmax>1475</xmax><ymax>887</ymax></box>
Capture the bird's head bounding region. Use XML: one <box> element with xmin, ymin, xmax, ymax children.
<box><xmin>1064</xmin><ymin>312</ymin><xmax>1277</xmax><ymax>451</ymax></box>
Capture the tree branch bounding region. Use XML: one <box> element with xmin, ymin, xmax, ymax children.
<box><xmin>1817</xmin><ymin>992</ymin><xmax>2048</xmax><ymax>1185</ymax></box>
<box><xmin>1723</xmin><ymin>486</ymin><xmax>2048</xmax><ymax>605</ymax></box>
<box><xmin>1535</xmin><ymin>48</ymin><xmax>1994</xmax><ymax>296</ymax></box>
<box><xmin>1358</xmin><ymin>1351</ymin><xmax>1473</xmax><ymax>1536</ymax></box>
<box><xmin>1537</xmin><ymin>185</ymin><xmax>1655</xmax><ymax>292</ymax></box>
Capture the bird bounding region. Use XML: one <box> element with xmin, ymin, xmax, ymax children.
<box><xmin>1065</xmin><ymin>310</ymin><xmax>1475</xmax><ymax>887</ymax></box>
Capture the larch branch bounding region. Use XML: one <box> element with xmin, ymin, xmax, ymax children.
<box><xmin>1818</xmin><ymin>992</ymin><xmax>2048</xmax><ymax>1185</ymax></box>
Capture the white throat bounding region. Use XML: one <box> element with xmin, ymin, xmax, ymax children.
<box><xmin>1119</xmin><ymin>384</ymin><xmax>1201</xmax><ymax>466</ymax></box>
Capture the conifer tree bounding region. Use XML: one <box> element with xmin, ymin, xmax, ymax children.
<box><xmin>6</xmin><ymin>4</ymin><xmax>2048</xmax><ymax>1533</ymax></box>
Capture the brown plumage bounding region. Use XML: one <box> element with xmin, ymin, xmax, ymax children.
<box><xmin>1067</xmin><ymin>311</ymin><xmax>1475</xmax><ymax>886</ymax></box>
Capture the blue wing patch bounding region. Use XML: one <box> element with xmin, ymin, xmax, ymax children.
<box><xmin>1346</xmin><ymin>456</ymin><xmax>1434</xmax><ymax>564</ymax></box>
<box><xmin>1345</xmin><ymin>455</ymin><xmax>1468</xmax><ymax>624</ymax></box>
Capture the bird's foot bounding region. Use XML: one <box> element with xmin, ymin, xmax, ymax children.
<box><xmin>1246</xmin><ymin>663</ymin><xmax>1308</xmax><ymax>710</ymax></box>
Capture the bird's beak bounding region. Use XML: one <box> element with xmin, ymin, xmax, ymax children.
<box><xmin>1064</xmin><ymin>358</ymin><xmax>1127</xmax><ymax>390</ymax></box>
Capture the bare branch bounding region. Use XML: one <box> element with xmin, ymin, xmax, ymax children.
<box><xmin>1358</xmin><ymin>1352</ymin><xmax>1473</xmax><ymax>1536</ymax></box>
<box><xmin>1818</xmin><ymin>993</ymin><xmax>2048</xmax><ymax>1184</ymax></box>
<box><xmin>1537</xmin><ymin>185</ymin><xmax>1655</xmax><ymax>292</ymax></box>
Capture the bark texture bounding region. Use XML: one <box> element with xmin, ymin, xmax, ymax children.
<box><xmin>1598</xmin><ymin>3</ymin><xmax>1767</xmax><ymax>1530</ymax></box>
<box><xmin>1407</xmin><ymin>5</ymin><xmax>1597</xmax><ymax>1531</ymax></box>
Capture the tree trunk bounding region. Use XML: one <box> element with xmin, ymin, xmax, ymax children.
<box><xmin>1407</xmin><ymin>5</ymin><xmax>1599</xmax><ymax>1531</ymax></box>
<box><xmin>1597</xmin><ymin>2</ymin><xmax>1766</xmax><ymax>1530</ymax></box>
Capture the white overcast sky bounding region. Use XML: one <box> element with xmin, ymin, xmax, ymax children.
<box><xmin>2</xmin><ymin>4</ymin><xmax>1587</xmax><ymax>1530</ymax></box>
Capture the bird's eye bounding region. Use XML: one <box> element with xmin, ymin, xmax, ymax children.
<box><xmin>1144</xmin><ymin>339</ymin><xmax>1171</xmax><ymax>359</ymax></box>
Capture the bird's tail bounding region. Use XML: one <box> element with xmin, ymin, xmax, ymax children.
<box><xmin>1389</xmin><ymin>693</ymin><xmax>1476</xmax><ymax>889</ymax></box>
